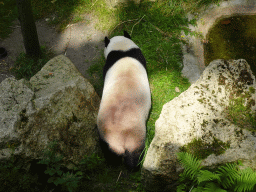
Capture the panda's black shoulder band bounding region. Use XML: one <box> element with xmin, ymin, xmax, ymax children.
<box><xmin>103</xmin><ymin>48</ymin><xmax>147</xmax><ymax>81</ymax></box>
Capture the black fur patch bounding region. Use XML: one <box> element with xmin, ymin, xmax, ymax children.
<box><xmin>96</xmin><ymin>125</ymin><xmax>144</xmax><ymax>171</ymax></box>
<box><xmin>99</xmin><ymin>135</ymin><xmax>144</xmax><ymax>171</ymax></box>
<box><xmin>124</xmin><ymin>31</ymin><xmax>131</xmax><ymax>39</ymax></box>
<box><xmin>105</xmin><ymin>37</ymin><xmax>110</xmax><ymax>47</ymax></box>
<box><xmin>98</xmin><ymin>134</ymin><xmax>123</xmax><ymax>167</ymax></box>
<box><xmin>103</xmin><ymin>48</ymin><xmax>147</xmax><ymax>81</ymax></box>
<box><xmin>124</xmin><ymin>145</ymin><xmax>145</xmax><ymax>172</ymax></box>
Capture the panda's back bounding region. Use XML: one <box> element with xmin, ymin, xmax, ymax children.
<box><xmin>98</xmin><ymin>57</ymin><xmax>151</xmax><ymax>126</ymax></box>
<box><xmin>102</xmin><ymin>57</ymin><xmax>150</xmax><ymax>104</ymax></box>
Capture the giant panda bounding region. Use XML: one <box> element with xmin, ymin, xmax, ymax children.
<box><xmin>97</xmin><ymin>31</ymin><xmax>151</xmax><ymax>171</ymax></box>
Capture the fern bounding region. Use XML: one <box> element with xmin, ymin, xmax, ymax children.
<box><xmin>197</xmin><ymin>170</ymin><xmax>221</xmax><ymax>184</ymax></box>
<box><xmin>177</xmin><ymin>152</ymin><xmax>256</xmax><ymax>192</ymax></box>
<box><xmin>191</xmin><ymin>185</ymin><xmax>204</xmax><ymax>192</ymax></box>
<box><xmin>216</xmin><ymin>163</ymin><xmax>239</xmax><ymax>189</ymax></box>
<box><xmin>201</xmin><ymin>182</ymin><xmax>227</xmax><ymax>192</ymax></box>
<box><xmin>177</xmin><ymin>152</ymin><xmax>202</xmax><ymax>182</ymax></box>
<box><xmin>176</xmin><ymin>183</ymin><xmax>187</xmax><ymax>192</ymax></box>
<box><xmin>235</xmin><ymin>168</ymin><xmax>256</xmax><ymax>192</ymax></box>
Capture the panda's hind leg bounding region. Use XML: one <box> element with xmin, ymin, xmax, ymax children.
<box><xmin>98</xmin><ymin>135</ymin><xmax>123</xmax><ymax>167</ymax></box>
<box><xmin>124</xmin><ymin>146</ymin><xmax>145</xmax><ymax>172</ymax></box>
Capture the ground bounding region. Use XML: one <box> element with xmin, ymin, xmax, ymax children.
<box><xmin>0</xmin><ymin>13</ymin><xmax>107</xmax><ymax>83</ymax></box>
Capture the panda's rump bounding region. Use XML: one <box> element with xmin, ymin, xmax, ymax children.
<box><xmin>98</xmin><ymin>94</ymin><xmax>146</xmax><ymax>153</ymax></box>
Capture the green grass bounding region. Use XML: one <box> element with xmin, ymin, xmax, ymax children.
<box><xmin>0</xmin><ymin>0</ymin><xmax>235</xmax><ymax>191</ymax></box>
<box><xmin>10</xmin><ymin>45</ymin><xmax>55</xmax><ymax>81</ymax></box>
<box><xmin>0</xmin><ymin>0</ymin><xmax>18</xmax><ymax>39</ymax></box>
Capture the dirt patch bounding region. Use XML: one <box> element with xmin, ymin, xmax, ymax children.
<box><xmin>0</xmin><ymin>13</ymin><xmax>107</xmax><ymax>83</ymax></box>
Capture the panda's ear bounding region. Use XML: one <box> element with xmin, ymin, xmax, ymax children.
<box><xmin>124</xmin><ymin>31</ymin><xmax>131</xmax><ymax>39</ymax></box>
<box><xmin>105</xmin><ymin>37</ymin><xmax>110</xmax><ymax>47</ymax></box>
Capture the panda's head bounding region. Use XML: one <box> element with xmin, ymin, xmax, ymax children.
<box><xmin>104</xmin><ymin>31</ymin><xmax>139</xmax><ymax>59</ymax></box>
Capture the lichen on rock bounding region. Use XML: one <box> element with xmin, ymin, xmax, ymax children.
<box><xmin>142</xmin><ymin>59</ymin><xmax>256</xmax><ymax>190</ymax></box>
<box><xmin>0</xmin><ymin>55</ymin><xmax>101</xmax><ymax>168</ymax></box>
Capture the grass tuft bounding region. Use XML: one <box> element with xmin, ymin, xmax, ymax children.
<box><xmin>10</xmin><ymin>46</ymin><xmax>54</xmax><ymax>80</ymax></box>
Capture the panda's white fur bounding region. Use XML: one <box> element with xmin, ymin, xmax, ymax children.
<box><xmin>104</xmin><ymin>36</ymin><xmax>139</xmax><ymax>58</ymax></box>
<box><xmin>97</xmin><ymin>31</ymin><xmax>151</xmax><ymax>170</ymax></box>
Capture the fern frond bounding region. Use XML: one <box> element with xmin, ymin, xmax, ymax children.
<box><xmin>176</xmin><ymin>183</ymin><xmax>187</xmax><ymax>192</ymax></box>
<box><xmin>191</xmin><ymin>185</ymin><xmax>204</xmax><ymax>192</ymax></box>
<box><xmin>197</xmin><ymin>170</ymin><xmax>221</xmax><ymax>184</ymax></box>
<box><xmin>216</xmin><ymin>163</ymin><xmax>239</xmax><ymax>189</ymax></box>
<box><xmin>203</xmin><ymin>182</ymin><xmax>227</xmax><ymax>192</ymax></box>
<box><xmin>234</xmin><ymin>167</ymin><xmax>256</xmax><ymax>192</ymax></box>
<box><xmin>177</xmin><ymin>152</ymin><xmax>202</xmax><ymax>182</ymax></box>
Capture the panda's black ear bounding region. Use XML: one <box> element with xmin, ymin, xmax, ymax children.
<box><xmin>124</xmin><ymin>31</ymin><xmax>131</xmax><ymax>39</ymax></box>
<box><xmin>105</xmin><ymin>37</ymin><xmax>110</xmax><ymax>47</ymax></box>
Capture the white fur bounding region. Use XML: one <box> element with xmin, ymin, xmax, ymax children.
<box><xmin>97</xmin><ymin>58</ymin><xmax>151</xmax><ymax>154</ymax></box>
<box><xmin>104</xmin><ymin>36</ymin><xmax>139</xmax><ymax>59</ymax></box>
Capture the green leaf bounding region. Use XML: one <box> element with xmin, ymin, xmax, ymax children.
<box><xmin>48</xmin><ymin>177</ymin><xmax>55</xmax><ymax>183</ymax></box>
<box><xmin>38</xmin><ymin>158</ymin><xmax>50</xmax><ymax>165</ymax></box>
<box><xmin>45</xmin><ymin>168</ymin><xmax>56</xmax><ymax>176</ymax></box>
<box><xmin>63</xmin><ymin>172</ymin><xmax>72</xmax><ymax>179</ymax></box>
<box><xmin>54</xmin><ymin>177</ymin><xmax>65</xmax><ymax>186</ymax></box>
<box><xmin>235</xmin><ymin>167</ymin><xmax>256</xmax><ymax>192</ymax></box>
<box><xmin>177</xmin><ymin>152</ymin><xmax>202</xmax><ymax>182</ymax></box>
<box><xmin>203</xmin><ymin>182</ymin><xmax>227</xmax><ymax>192</ymax></box>
<box><xmin>197</xmin><ymin>170</ymin><xmax>221</xmax><ymax>184</ymax></box>
<box><xmin>216</xmin><ymin>163</ymin><xmax>239</xmax><ymax>189</ymax></box>
<box><xmin>191</xmin><ymin>185</ymin><xmax>204</xmax><ymax>192</ymax></box>
<box><xmin>67</xmin><ymin>185</ymin><xmax>75</xmax><ymax>192</ymax></box>
<box><xmin>176</xmin><ymin>183</ymin><xmax>186</xmax><ymax>192</ymax></box>
<box><xmin>57</xmin><ymin>169</ymin><xmax>63</xmax><ymax>176</ymax></box>
<box><xmin>237</xmin><ymin>160</ymin><xmax>243</xmax><ymax>166</ymax></box>
<box><xmin>75</xmin><ymin>171</ymin><xmax>83</xmax><ymax>176</ymax></box>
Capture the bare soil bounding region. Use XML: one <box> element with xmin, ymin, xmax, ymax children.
<box><xmin>0</xmin><ymin>13</ymin><xmax>107</xmax><ymax>83</ymax></box>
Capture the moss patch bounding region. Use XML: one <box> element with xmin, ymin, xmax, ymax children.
<box><xmin>180</xmin><ymin>137</ymin><xmax>230</xmax><ymax>160</ymax></box>
<box><xmin>205</xmin><ymin>15</ymin><xmax>256</xmax><ymax>76</ymax></box>
<box><xmin>249</xmin><ymin>87</ymin><xmax>255</xmax><ymax>94</ymax></box>
<box><xmin>201</xmin><ymin>120</ymin><xmax>208</xmax><ymax>128</ymax></box>
<box><xmin>225</xmin><ymin>97</ymin><xmax>256</xmax><ymax>132</ymax></box>
<box><xmin>19</xmin><ymin>109</ymin><xmax>28</xmax><ymax>129</ymax></box>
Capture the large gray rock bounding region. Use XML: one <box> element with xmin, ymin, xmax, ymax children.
<box><xmin>0</xmin><ymin>78</ymin><xmax>34</xmax><ymax>159</ymax></box>
<box><xmin>142</xmin><ymin>59</ymin><xmax>256</xmax><ymax>191</ymax></box>
<box><xmin>0</xmin><ymin>55</ymin><xmax>100</xmax><ymax>167</ymax></box>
